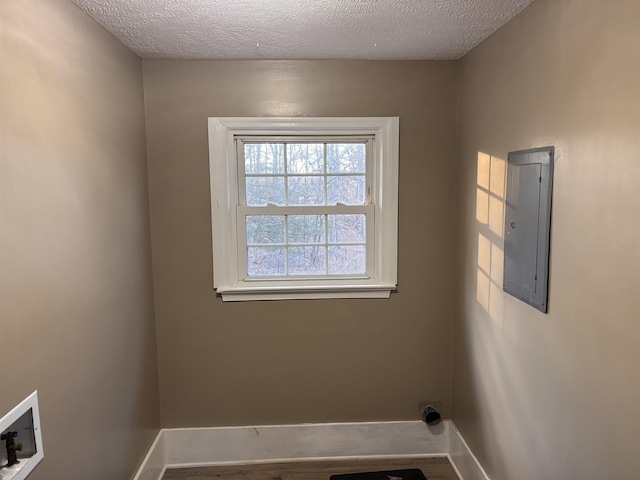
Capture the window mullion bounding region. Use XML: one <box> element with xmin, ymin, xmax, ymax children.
<box><xmin>237</xmin><ymin>140</ymin><xmax>247</xmax><ymax>206</ymax></box>
<box><xmin>324</xmin><ymin>214</ymin><xmax>329</xmax><ymax>274</ymax></box>
<box><xmin>323</xmin><ymin>144</ymin><xmax>328</xmax><ymax>275</ymax></box>
<box><xmin>240</xmin><ymin>205</ymin><xmax>367</xmax><ymax>215</ymax></box>
<box><xmin>284</xmin><ymin>214</ymin><xmax>289</xmax><ymax>275</ymax></box>
<box><xmin>323</xmin><ymin>143</ymin><xmax>328</xmax><ymax>206</ymax></box>
<box><xmin>366</xmin><ymin>139</ymin><xmax>372</xmax><ymax>205</ymax></box>
<box><xmin>284</xmin><ymin>143</ymin><xmax>289</xmax><ymax>205</ymax></box>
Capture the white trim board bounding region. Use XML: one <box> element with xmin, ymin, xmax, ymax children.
<box><xmin>448</xmin><ymin>422</ymin><xmax>492</xmax><ymax>480</ymax></box>
<box><xmin>132</xmin><ymin>431</ymin><xmax>166</xmax><ymax>480</ymax></box>
<box><xmin>133</xmin><ymin>420</ymin><xmax>489</xmax><ymax>480</ymax></box>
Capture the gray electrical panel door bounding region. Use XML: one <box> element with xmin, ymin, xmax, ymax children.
<box><xmin>503</xmin><ymin>146</ymin><xmax>554</xmax><ymax>313</ymax></box>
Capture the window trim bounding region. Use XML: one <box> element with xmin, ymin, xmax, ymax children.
<box><xmin>208</xmin><ymin>117</ymin><xmax>399</xmax><ymax>301</ymax></box>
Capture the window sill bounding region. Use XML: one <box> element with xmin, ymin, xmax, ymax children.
<box><xmin>216</xmin><ymin>284</ymin><xmax>397</xmax><ymax>302</ymax></box>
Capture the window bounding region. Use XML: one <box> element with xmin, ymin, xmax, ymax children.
<box><xmin>208</xmin><ymin>117</ymin><xmax>399</xmax><ymax>301</ymax></box>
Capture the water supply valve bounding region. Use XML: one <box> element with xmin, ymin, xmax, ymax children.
<box><xmin>1</xmin><ymin>431</ymin><xmax>22</xmax><ymax>468</ymax></box>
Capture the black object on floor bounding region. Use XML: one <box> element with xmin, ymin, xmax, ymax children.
<box><xmin>330</xmin><ymin>469</ymin><xmax>427</xmax><ymax>480</ymax></box>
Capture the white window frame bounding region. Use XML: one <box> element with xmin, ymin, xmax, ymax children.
<box><xmin>208</xmin><ymin>117</ymin><xmax>399</xmax><ymax>301</ymax></box>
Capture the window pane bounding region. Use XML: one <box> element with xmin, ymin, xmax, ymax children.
<box><xmin>246</xmin><ymin>176</ymin><xmax>285</xmax><ymax>205</ymax></box>
<box><xmin>245</xmin><ymin>143</ymin><xmax>284</xmax><ymax>174</ymax></box>
<box><xmin>328</xmin><ymin>214</ymin><xmax>366</xmax><ymax>243</ymax></box>
<box><xmin>287</xmin><ymin>143</ymin><xmax>324</xmax><ymax>174</ymax></box>
<box><xmin>247</xmin><ymin>247</ymin><xmax>285</xmax><ymax>276</ymax></box>
<box><xmin>288</xmin><ymin>176</ymin><xmax>325</xmax><ymax>205</ymax></box>
<box><xmin>327</xmin><ymin>175</ymin><xmax>365</xmax><ymax>205</ymax></box>
<box><xmin>246</xmin><ymin>215</ymin><xmax>284</xmax><ymax>244</ymax></box>
<box><xmin>327</xmin><ymin>143</ymin><xmax>365</xmax><ymax>173</ymax></box>
<box><xmin>288</xmin><ymin>215</ymin><xmax>325</xmax><ymax>244</ymax></box>
<box><xmin>328</xmin><ymin>245</ymin><xmax>366</xmax><ymax>274</ymax></box>
<box><xmin>289</xmin><ymin>246</ymin><xmax>326</xmax><ymax>275</ymax></box>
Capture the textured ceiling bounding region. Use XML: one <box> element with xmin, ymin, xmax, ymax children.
<box><xmin>72</xmin><ymin>0</ymin><xmax>535</xmax><ymax>60</ymax></box>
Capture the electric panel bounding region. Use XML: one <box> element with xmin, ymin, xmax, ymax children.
<box><xmin>503</xmin><ymin>146</ymin><xmax>554</xmax><ymax>312</ymax></box>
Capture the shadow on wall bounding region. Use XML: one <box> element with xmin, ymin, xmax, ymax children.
<box><xmin>475</xmin><ymin>152</ymin><xmax>506</xmax><ymax>327</ymax></box>
<box><xmin>462</xmin><ymin>152</ymin><xmax>557</xmax><ymax>476</ymax></box>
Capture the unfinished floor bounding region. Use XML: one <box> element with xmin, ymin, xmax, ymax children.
<box><xmin>163</xmin><ymin>457</ymin><xmax>459</xmax><ymax>480</ymax></box>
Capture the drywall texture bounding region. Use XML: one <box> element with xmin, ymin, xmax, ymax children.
<box><xmin>453</xmin><ymin>1</ymin><xmax>640</xmax><ymax>479</ymax></box>
<box><xmin>143</xmin><ymin>60</ymin><xmax>458</xmax><ymax>427</ymax></box>
<box><xmin>0</xmin><ymin>1</ymin><xmax>160</xmax><ymax>479</ymax></box>
<box><xmin>72</xmin><ymin>0</ymin><xmax>534</xmax><ymax>60</ymax></box>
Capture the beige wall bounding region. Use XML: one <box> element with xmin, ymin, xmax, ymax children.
<box><xmin>453</xmin><ymin>1</ymin><xmax>640</xmax><ymax>479</ymax></box>
<box><xmin>0</xmin><ymin>2</ymin><xmax>160</xmax><ymax>479</ymax></box>
<box><xmin>5</xmin><ymin>1</ymin><xmax>637</xmax><ymax>478</ymax></box>
<box><xmin>142</xmin><ymin>60</ymin><xmax>458</xmax><ymax>427</ymax></box>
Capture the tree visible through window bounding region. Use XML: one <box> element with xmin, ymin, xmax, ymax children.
<box><xmin>209</xmin><ymin>117</ymin><xmax>399</xmax><ymax>301</ymax></box>
<box><xmin>241</xmin><ymin>141</ymin><xmax>368</xmax><ymax>278</ymax></box>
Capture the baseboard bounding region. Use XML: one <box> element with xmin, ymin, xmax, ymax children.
<box><xmin>447</xmin><ymin>422</ymin><xmax>491</xmax><ymax>480</ymax></box>
<box><xmin>133</xmin><ymin>420</ymin><xmax>489</xmax><ymax>480</ymax></box>
<box><xmin>132</xmin><ymin>429</ymin><xmax>166</xmax><ymax>480</ymax></box>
